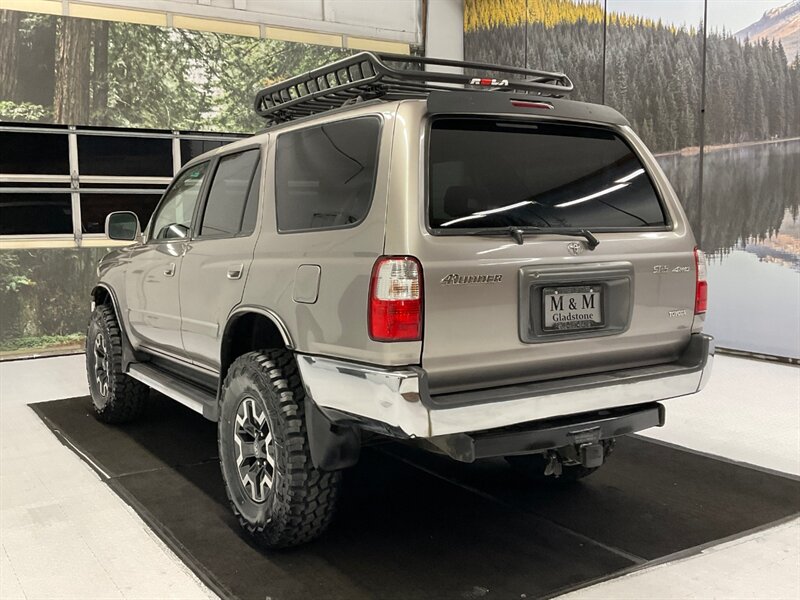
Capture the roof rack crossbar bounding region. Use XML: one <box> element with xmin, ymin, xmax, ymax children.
<box><xmin>254</xmin><ymin>52</ymin><xmax>574</xmax><ymax>125</ymax></box>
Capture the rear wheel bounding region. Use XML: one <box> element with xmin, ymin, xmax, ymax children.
<box><xmin>218</xmin><ymin>350</ymin><xmax>341</xmax><ymax>549</ymax></box>
<box><xmin>85</xmin><ymin>304</ymin><xmax>148</xmax><ymax>423</ymax></box>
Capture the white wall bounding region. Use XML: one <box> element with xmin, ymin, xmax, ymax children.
<box><xmin>80</xmin><ymin>0</ymin><xmax>422</xmax><ymax>44</ymax></box>
<box><xmin>425</xmin><ymin>0</ymin><xmax>463</xmax><ymax>60</ymax></box>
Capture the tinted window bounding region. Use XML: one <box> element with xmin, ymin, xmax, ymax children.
<box><xmin>275</xmin><ymin>117</ymin><xmax>380</xmax><ymax>232</ymax></box>
<box><xmin>0</xmin><ymin>193</ymin><xmax>73</xmax><ymax>234</ymax></box>
<box><xmin>0</xmin><ymin>131</ymin><xmax>69</xmax><ymax>175</ymax></box>
<box><xmin>78</xmin><ymin>135</ymin><xmax>172</xmax><ymax>176</ymax></box>
<box><xmin>150</xmin><ymin>162</ymin><xmax>209</xmax><ymax>241</ymax></box>
<box><xmin>199</xmin><ymin>150</ymin><xmax>259</xmax><ymax>238</ymax></box>
<box><xmin>80</xmin><ymin>193</ymin><xmax>162</xmax><ymax>234</ymax></box>
<box><xmin>428</xmin><ymin>119</ymin><xmax>667</xmax><ymax>230</ymax></box>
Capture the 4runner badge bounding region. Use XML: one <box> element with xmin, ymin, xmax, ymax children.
<box><xmin>441</xmin><ymin>273</ymin><xmax>503</xmax><ymax>285</ymax></box>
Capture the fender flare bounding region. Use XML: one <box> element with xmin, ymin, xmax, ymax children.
<box><xmin>218</xmin><ymin>306</ymin><xmax>295</xmax><ymax>399</ymax></box>
<box><xmin>222</xmin><ymin>305</ymin><xmax>295</xmax><ymax>349</ymax></box>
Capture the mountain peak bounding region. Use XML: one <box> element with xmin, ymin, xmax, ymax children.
<box><xmin>735</xmin><ymin>0</ymin><xmax>800</xmax><ymax>59</ymax></box>
<box><xmin>764</xmin><ymin>0</ymin><xmax>799</xmax><ymax>19</ymax></box>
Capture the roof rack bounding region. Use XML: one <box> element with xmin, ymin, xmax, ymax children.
<box><xmin>254</xmin><ymin>53</ymin><xmax>574</xmax><ymax>125</ymax></box>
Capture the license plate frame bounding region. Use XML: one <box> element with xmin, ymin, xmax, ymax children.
<box><xmin>542</xmin><ymin>285</ymin><xmax>604</xmax><ymax>331</ymax></box>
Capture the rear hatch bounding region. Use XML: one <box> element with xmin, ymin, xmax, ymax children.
<box><xmin>418</xmin><ymin>117</ymin><xmax>698</xmax><ymax>395</ymax></box>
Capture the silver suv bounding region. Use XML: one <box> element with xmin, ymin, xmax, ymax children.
<box><xmin>86</xmin><ymin>53</ymin><xmax>713</xmax><ymax>548</ymax></box>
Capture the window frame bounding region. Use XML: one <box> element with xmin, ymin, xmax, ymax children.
<box><xmin>0</xmin><ymin>123</ymin><xmax>247</xmax><ymax>249</ymax></box>
<box><xmin>0</xmin><ymin>191</ymin><xmax>75</xmax><ymax>236</ymax></box>
<box><xmin>145</xmin><ymin>160</ymin><xmax>212</xmax><ymax>244</ymax></box>
<box><xmin>0</xmin><ymin>130</ymin><xmax>71</xmax><ymax>175</ymax></box>
<box><xmin>274</xmin><ymin>114</ymin><xmax>383</xmax><ymax>235</ymax></box>
<box><xmin>76</xmin><ymin>133</ymin><xmax>174</xmax><ymax>178</ymax></box>
<box><xmin>192</xmin><ymin>144</ymin><xmax>263</xmax><ymax>242</ymax></box>
<box><xmin>78</xmin><ymin>190</ymin><xmax>165</xmax><ymax>236</ymax></box>
<box><xmin>424</xmin><ymin>116</ymin><xmax>674</xmax><ymax>236</ymax></box>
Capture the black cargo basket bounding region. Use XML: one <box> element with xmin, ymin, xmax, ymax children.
<box><xmin>254</xmin><ymin>53</ymin><xmax>573</xmax><ymax>126</ymax></box>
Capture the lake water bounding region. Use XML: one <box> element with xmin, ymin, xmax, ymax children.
<box><xmin>658</xmin><ymin>140</ymin><xmax>800</xmax><ymax>358</ymax></box>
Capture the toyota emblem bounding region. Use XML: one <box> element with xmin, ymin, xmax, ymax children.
<box><xmin>567</xmin><ymin>241</ymin><xmax>584</xmax><ymax>255</ymax></box>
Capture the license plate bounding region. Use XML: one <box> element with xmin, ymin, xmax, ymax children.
<box><xmin>543</xmin><ymin>285</ymin><xmax>603</xmax><ymax>330</ymax></box>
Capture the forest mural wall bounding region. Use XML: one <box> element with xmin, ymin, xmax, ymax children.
<box><xmin>465</xmin><ymin>0</ymin><xmax>800</xmax><ymax>151</ymax></box>
<box><xmin>0</xmin><ymin>248</ymin><xmax>108</xmax><ymax>355</ymax></box>
<box><xmin>465</xmin><ymin>0</ymin><xmax>800</xmax><ymax>358</ymax></box>
<box><xmin>0</xmin><ymin>9</ymin><xmax>352</xmax><ymax>357</ymax></box>
<box><xmin>0</xmin><ymin>10</ymin><xmax>348</xmax><ymax>132</ymax></box>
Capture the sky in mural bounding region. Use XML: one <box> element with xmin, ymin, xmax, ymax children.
<box><xmin>608</xmin><ymin>0</ymin><xmax>788</xmax><ymax>31</ymax></box>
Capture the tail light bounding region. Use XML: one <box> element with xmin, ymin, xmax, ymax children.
<box><xmin>694</xmin><ymin>247</ymin><xmax>708</xmax><ymax>314</ymax></box>
<box><xmin>369</xmin><ymin>256</ymin><xmax>423</xmax><ymax>342</ymax></box>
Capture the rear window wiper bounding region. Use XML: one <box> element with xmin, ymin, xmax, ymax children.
<box><xmin>450</xmin><ymin>226</ymin><xmax>600</xmax><ymax>249</ymax></box>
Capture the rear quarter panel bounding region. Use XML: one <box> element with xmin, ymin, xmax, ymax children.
<box><xmin>241</xmin><ymin>104</ymin><xmax>422</xmax><ymax>366</ymax></box>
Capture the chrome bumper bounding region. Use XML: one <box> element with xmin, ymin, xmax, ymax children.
<box><xmin>296</xmin><ymin>334</ymin><xmax>714</xmax><ymax>439</ymax></box>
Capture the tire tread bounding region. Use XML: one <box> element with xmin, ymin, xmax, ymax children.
<box><xmin>87</xmin><ymin>304</ymin><xmax>148</xmax><ymax>424</ymax></box>
<box><xmin>219</xmin><ymin>349</ymin><xmax>341</xmax><ymax>548</ymax></box>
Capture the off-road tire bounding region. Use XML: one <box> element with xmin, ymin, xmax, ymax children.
<box><xmin>218</xmin><ymin>350</ymin><xmax>342</xmax><ymax>549</ymax></box>
<box><xmin>505</xmin><ymin>453</ymin><xmax>599</xmax><ymax>483</ymax></box>
<box><xmin>86</xmin><ymin>304</ymin><xmax>148</xmax><ymax>423</ymax></box>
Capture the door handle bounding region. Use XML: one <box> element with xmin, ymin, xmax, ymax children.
<box><xmin>164</xmin><ymin>262</ymin><xmax>175</xmax><ymax>277</ymax></box>
<box><xmin>227</xmin><ymin>264</ymin><xmax>243</xmax><ymax>280</ymax></box>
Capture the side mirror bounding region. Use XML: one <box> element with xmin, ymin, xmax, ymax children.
<box><xmin>105</xmin><ymin>211</ymin><xmax>141</xmax><ymax>241</ymax></box>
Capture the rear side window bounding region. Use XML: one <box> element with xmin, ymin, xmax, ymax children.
<box><xmin>275</xmin><ymin>117</ymin><xmax>380</xmax><ymax>232</ymax></box>
<box><xmin>199</xmin><ymin>149</ymin><xmax>260</xmax><ymax>238</ymax></box>
<box><xmin>428</xmin><ymin>119</ymin><xmax>667</xmax><ymax>231</ymax></box>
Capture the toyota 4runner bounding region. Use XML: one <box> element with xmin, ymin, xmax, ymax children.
<box><xmin>86</xmin><ymin>53</ymin><xmax>713</xmax><ymax>548</ymax></box>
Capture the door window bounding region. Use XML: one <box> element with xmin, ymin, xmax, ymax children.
<box><xmin>150</xmin><ymin>162</ymin><xmax>209</xmax><ymax>241</ymax></box>
<box><xmin>198</xmin><ymin>149</ymin><xmax>260</xmax><ymax>238</ymax></box>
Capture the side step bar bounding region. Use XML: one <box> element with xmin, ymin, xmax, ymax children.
<box><xmin>127</xmin><ymin>363</ymin><xmax>219</xmax><ymax>421</ymax></box>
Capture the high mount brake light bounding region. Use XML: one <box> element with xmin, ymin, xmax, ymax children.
<box><xmin>369</xmin><ymin>257</ymin><xmax>423</xmax><ymax>342</ymax></box>
<box><xmin>694</xmin><ymin>247</ymin><xmax>708</xmax><ymax>314</ymax></box>
<box><xmin>510</xmin><ymin>99</ymin><xmax>554</xmax><ymax>110</ymax></box>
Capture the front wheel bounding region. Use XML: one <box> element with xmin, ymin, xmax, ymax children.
<box><xmin>85</xmin><ymin>304</ymin><xmax>148</xmax><ymax>423</ymax></box>
<box><xmin>218</xmin><ymin>350</ymin><xmax>342</xmax><ymax>549</ymax></box>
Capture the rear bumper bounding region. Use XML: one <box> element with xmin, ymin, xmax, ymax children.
<box><xmin>425</xmin><ymin>403</ymin><xmax>664</xmax><ymax>463</ymax></box>
<box><xmin>296</xmin><ymin>333</ymin><xmax>714</xmax><ymax>439</ymax></box>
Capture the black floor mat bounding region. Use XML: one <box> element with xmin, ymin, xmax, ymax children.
<box><xmin>33</xmin><ymin>395</ymin><xmax>800</xmax><ymax>600</ymax></box>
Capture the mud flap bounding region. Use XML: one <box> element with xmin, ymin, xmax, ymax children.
<box><xmin>305</xmin><ymin>398</ymin><xmax>361</xmax><ymax>471</ymax></box>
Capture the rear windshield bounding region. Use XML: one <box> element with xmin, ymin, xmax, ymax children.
<box><xmin>428</xmin><ymin>119</ymin><xmax>667</xmax><ymax>231</ymax></box>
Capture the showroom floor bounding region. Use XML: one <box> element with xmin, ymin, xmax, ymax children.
<box><xmin>1</xmin><ymin>353</ymin><xmax>798</xmax><ymax>600</ymax></box>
